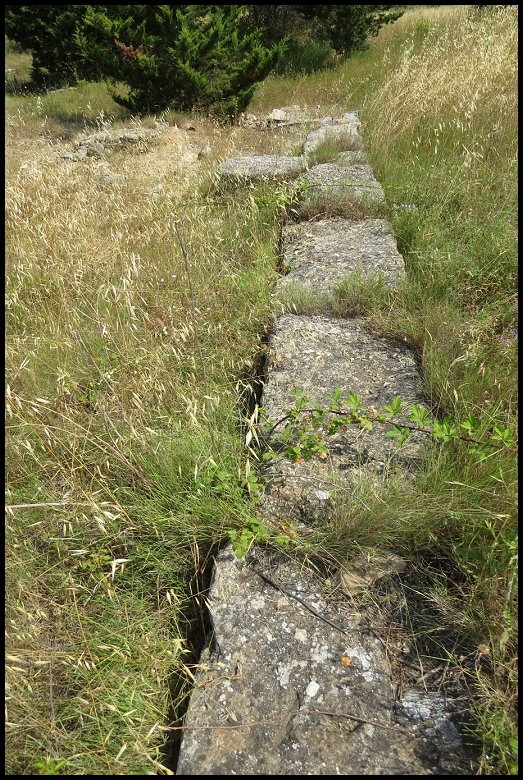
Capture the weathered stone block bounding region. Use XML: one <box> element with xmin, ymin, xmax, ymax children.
<box><xmin>176</xmin><ymin>545</ymin><xmax>436</xmax><ymax>776</ymax></box>
<box><xmin>74</xmin><ymin>127</ymin><xmax>159</xmax><ymax>156</ymax></box>
<box><xmin>302</xmin><ymin>163</ymin><xmax>386</xmax><ymax>204</ymax></box>
<box><xmin>218</xmin><ymin>155</ymin><xmax>306</xmax><ymax>182</ymax></box>
<box><xmin>303</xmin><ymin>123</ymin><xmax>363</xmax><ymax>155</ymax></box>
<box><xmin>176</xmin><ymin>546</ymin><xmax>471</xmax><ymax>775</ymax></box>
<box><xmin>278</xmin><ymin>218</ymin><xmax>405</xmax><ymax>295</ymax></box>
<box><xmin>258</xmin><ymin>316</ymin><xmax>426</xmax><ymax>524</ymax></box>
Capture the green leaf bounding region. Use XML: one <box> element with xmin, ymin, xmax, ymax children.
<box><xmin>409</xmin><ymin>403</ymin><xmax>430</xmax><ymax>426</ymax></box>
<box><xmin>433</xmin><ymin>417</ymin><xmax>458</xmax><ymax>442</ymax></box>
<box><xmin>330</xmin><ymin>387</ymin><xmax>343</xmax><ymax>410</ymax></box>
<box><xmin>491</xmin><ymin>423</ymin><xmax>513</xmax><ymax>447</ymax></box>
<box><xmin>460</xmin><ymin>412</ymin><xmax>482</xmax><ymax>435</ymax></box>
<box><xmin>346</xmin><ymin>391</ymin><xmax>363</xmax><ymax>411</ymax></box>
<box><xmin>384</xmin><ymin>396</ymin><xmax>402</xmax><ymax>418</ymax></box>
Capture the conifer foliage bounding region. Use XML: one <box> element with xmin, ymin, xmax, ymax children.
<box><xmin>5</xmin><ymin>4</ymin><xmax>100</xmax><ymax>87</ymax></box>
<box><xmin>75</xmin><ymin>5</ymin><xmax>284</xmax><ymax>117</ymax></box>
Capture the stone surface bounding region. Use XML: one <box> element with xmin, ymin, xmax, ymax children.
<box><xmin>258</xmin><ymin>315</ymin><xmax>426</xmax><ymax>524</ymax></box>
<box><xmin>240</xmin><ymin>106</ymin><xmax>317</xmax><ymax>129</ymax></box>
<box><xmin>218</xmin><ymin>155</ymin><xmax>306</xmax><ymax>182</ymax></box>
<box><xmin>176</xmin><ymin>546</ymin><xmax>471</xmax><ymax>775</ymax></box>
<box><xmin>302</xmin><ymin>162</ymin><xmax>386</xmax><ymax>204</ymax></box>
<box><xmin>277</xmin><ymin>218</ymin><xmax>405</xmax><ymax>295</ymax></box>
<box><xmin>395</xmin><ymin>691</ymin><xmax>472</xmax><ymax>774</ymax></box>
<box><xmin>303</xmin><ymin>121</ymin><xmax>363</xmax><ymax>155</ymax></box>
<box><xmin>333</xmin><ymin>553</ymin><xmax>407</xmax><ymax>597</ymax></box>
<box><xmin>175</xmin><ymin>112</ymin><xmax>474</xmax><ymax>777</ymax></box>
<box><xmin>74</xmin><ymin>127</ymin><xmax>160</xmax><ymax>157</ymax></box>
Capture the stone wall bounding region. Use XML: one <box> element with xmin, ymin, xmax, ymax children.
<box><xmin>175</xmin><ymin>109</ymin><xmax>472</xmax><ymax>776</ymax></box>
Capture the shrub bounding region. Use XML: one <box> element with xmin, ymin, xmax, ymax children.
<box><xmin>75</xmin><ymin>5</ymin><xmax>284</xmax><ymax>117</ymax></box>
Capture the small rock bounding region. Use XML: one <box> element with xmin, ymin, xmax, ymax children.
<box><xmin>183</xmin><ymin>122</ymin><xmax>196</xmax><ymax>131</ymax></box>
<box><xmin>98</xmin><ymin>171</ymin><xmax>121</xmax><ymax>185</ymax></box>
<box><xmin>197</xmin><ymin>141</ymin><xmax>212</xmax><ymax>159</ymax></box>
<box><xmin>268</xmin><ymin>108</ymin><xmax>288</xmax><ymax>122</ymax></box>
<box><xmin>59</xmin><ymin>151</ymin><xmax>79</xmax><ymax>162</ymax></box>
<box><xmin>336</xmin><ymin>553</ymin><xmax>406</xmax><ymax>596</ymax></box>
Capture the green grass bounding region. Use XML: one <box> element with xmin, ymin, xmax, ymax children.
<box><xmin>5</xmin><ymin>5</ymin><xmax>518</xmax><ymax>775</ymax></box>
<box><xmin>5</xmin><ymin>98</ymin><xmax>283</xmax><ymax>770</ymax></box>
<box><xmin>306</xmin><ymin>132</ymin><xmax>363</xmax><ymax>166</ymax></box>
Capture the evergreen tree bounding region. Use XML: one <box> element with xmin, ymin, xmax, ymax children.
<box><xmin>5</xmin><ymin>4</ymin><xmax>100</xmax><ymax>87</ymax></box>
<box><xmin>315</xmin><ymin>5</ymin><xmax>403</xmax><ymax>56</ymax></box>
<box><xmin>75</xmin><ymin>5</ymin><xmax>284</xmax><ymax>117</ymax></box>
<box><xmin>244</xmin><ymin>5</ymin><xmax>403</xmax><ymax>59</ymax></box>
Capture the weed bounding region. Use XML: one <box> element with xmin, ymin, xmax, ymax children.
<box><xmin>274</xmin><ymin>282</ymin><xmax>332</xmax><ymax>316</ymax></box>
<box><xmin>290</xmin><ymin>184</ymin><xmax>387</xmax><ymax>222</ymax></box>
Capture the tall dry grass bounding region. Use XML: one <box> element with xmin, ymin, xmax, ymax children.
<box><xmin>5</xmin><ymin>104</ymin><xmax>299</xmax><ymax>772</ymax></box>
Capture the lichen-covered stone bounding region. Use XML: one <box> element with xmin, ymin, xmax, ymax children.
<box><xmin>258</xmin><ymin>315</ymin><xmax>425</xmax><ymax>524</ymax></box>
<box><xmin>218</xmin><ymin>155</ymin><xmax>306</xmax><ymax>182</ymax></box>
<box><xmin>395</xmin><ymin>691</ymin><xmax>472</xmax><ymax>774</ymax></box>
<box><xmin>240</xmin><ymin>106</ymin><xmax>317</xmax><ymax>129</ymax></box>
<box><xmin>278</xmin><ymin>218</ymin><xmax>405</xmax><ymax>295</ymax></box>
<box><xmin>176</xmin><ymin>546</ymin><xmax>470</xmax><ymax>776</ymax></box>
<box><xmin>302</xmin><ymin>162</ymin><xmax>386</xmax><ymax>204</ymax></box>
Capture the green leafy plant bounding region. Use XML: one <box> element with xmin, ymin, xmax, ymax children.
<box><xmin>33</xmin><ymin>757</ymin><xmax>68</xmax><ymax>775</ymax></box>
<box><xmin>227</xmin><ymin>518</ymin><xmax>297</xmax><ymax>559</ymax></box>
<box><xmin>259</xmin><ymin>388</ymin><xmax>516</xmax><ymax>464</ymax></box>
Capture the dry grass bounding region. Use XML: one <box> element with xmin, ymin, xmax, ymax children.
<box><xmin>291</xmin><ymin>188</ymin><xmax>387</xmax><ymax>222</ymax></box>
<box><xmin>5</xmin><ymin>95</ymin><xmax>288</xmax><ymax>773</ymax></box>
<box><xmin>306</xmin><ymin>132</ymin><xmax>363</xmax><ymax>166</ymax></box>
<box><xmin>362</xmin><ymin>6</ymin><xmax>517</xmax><ymax>149</ymax></box>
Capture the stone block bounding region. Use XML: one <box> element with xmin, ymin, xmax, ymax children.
<box><xmin>278</xmin><ymin>218</ymin><xmax>405</xmax><ymax>295</ymax></box>
<box><xmin>301</xmin><ymin>163</ymin><xmax>386</xmax><ymax>205</ymax></box>
<box><xmin>176</xmin><ymin>545</ymin><xmax>435</xmax><ymax>776</ymax></box>
<box><xmin>258</xmin><ymin>316</ymin><xmax>426</xmax><ymax>524</ymax></box>
<box><xmin>218</xmin><ymin>155</ymin><xmax>306</xmax><ymax>182</ymax></box>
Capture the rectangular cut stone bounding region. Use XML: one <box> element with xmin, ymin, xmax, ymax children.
<box><xmin>302</xmin><ymin>162</ymin><xmax>386</xmax><ymax>204</ymax></box>
<box><xmin>303</xmin><ymin>122</ymin><xmax>363</xmax><ymax>155</ymax></box>
<box><xmin>278</xmin><ymin>218</ymin><xmax>405</xmax><ymax>294</ymax></box>
<box><xmin>176</xmin><ymin>545</ymin><xmax>432</xmax><ymax>776</ymax></box>
<box><xmin>259</xmin><ymin>315</ymin><xmax>426</xmax><ymax>524</ymax></box>
<box><xmin>218</xmin><ymin>154</ymin><xmax>305</xmax><ymax>182</ymax></box>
